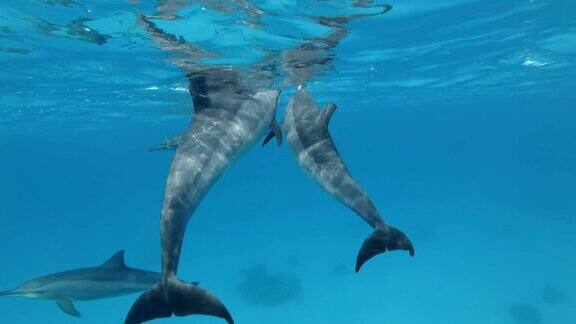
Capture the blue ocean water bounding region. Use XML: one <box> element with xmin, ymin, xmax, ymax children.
<box><xmin>1</xmin><ymin>1</ymin><xmax>575</xmax><ymax>323</ymax></box>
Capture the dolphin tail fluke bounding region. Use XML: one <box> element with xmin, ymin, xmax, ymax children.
<box><xmin>125</xmin><ymin>278</ymin><xmax>233</xmax><ymax>324</ymax></box>
<box><xmin>355</xmin><ymin>225</ymin><xmax>415</xmax><ymax>273</ymax></box>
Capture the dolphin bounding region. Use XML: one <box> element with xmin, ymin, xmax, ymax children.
<box><xmin>281</xmin><ymin>89</ymin><xmax>414</xmax><ymax>273</ymax></box>
<box><xmin>148</xmin><ymin>134</ymin><xmax>183</xmax><ymax>152</ymax></box>
<box><xmin>125</xmin><ymin>74</ymin><xmax>282</xmax><ymax>324</ymax></box>
<box><xmin>0</xmin><ymin>250</ymin><xmax>159</xmax><ymax>317</ymax></box>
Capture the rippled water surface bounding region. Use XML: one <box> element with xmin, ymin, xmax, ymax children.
<box><xmin>1</xmin><ymin>1</ymin><xmax>575</xmax><ymax>324</ymax></box>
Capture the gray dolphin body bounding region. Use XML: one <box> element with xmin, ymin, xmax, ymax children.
<box><xmin>125</xmin><ymin>75</ymin><xmax>281</xmax><ymax>324</ymax></box>
<box><xmin>0</xmin><ymin>251</ymin><xmax>159</xmax><ymax>317</ymax></box>
<box><xmin>282</xmin><ymin>90</ymin><xmax>414</xmax><ymax>273</ymax></box>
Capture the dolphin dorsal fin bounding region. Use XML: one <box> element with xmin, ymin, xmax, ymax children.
<box><xmin>319</xmin><ymin>103</ymin><xmax>337</xmax><ymax>133</ymax></box>
<box><xmin>100</xmin><ymin>250</ymin><xmax>126</xmax><ymax>268</ymax></box>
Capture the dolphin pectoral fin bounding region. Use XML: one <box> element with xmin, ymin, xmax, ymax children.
<box><xmin>262</xmin><ymin>131</ymin><xmax>275</xmax><ymax>147</ymax></box>
<box><xmin>319</xmin><ymin>103</ymin><xmax>337</xmax><ymax>133</ymax></box>
<box><xmin>148</xmin><ymin>145</ymin><xmax>161</xmax><ymax>152</ymax></box>
<box><xmin>271</xmin><ymin>120</ymin><xmax>283</xmax><ymax>146</ymax></box>
<box><xmin>56</xmin><ymin>299</ymin><xmax>82</xmax><ymax>317</ymax></box>
<box><xmin>149</xmin><ymin>134</ymin><xmax>183</xmax><ymax>152</ymax></box>
<box><xmin>125</xmin><ymin>278</ymin><xmax>233</xmax><ymax>324</ymax></box>
<box><xmin>355</xmin><ymin>226</ymin><xmax>415</xmax><ymax>273</ymax></box>
<box><xmin>261</xmin><ymin>120</ymin><xmax>283</xmax><ymax>147</ymax></box>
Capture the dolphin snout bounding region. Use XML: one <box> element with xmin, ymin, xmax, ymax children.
<box><xmin>0</xmin><ymin>288</ymin><xmax>41</xmax><ymax>298</ymax></box>
<box><xmin>0</xmin><ymin>289</ymin><xmax>17</xmax><ymax>297</ymax></box>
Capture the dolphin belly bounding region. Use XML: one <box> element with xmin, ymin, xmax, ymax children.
<box><xmin>160</xmin><ymin>106</ymin><xmax>274</xmax><ymax>276</ymax></box>
<box><xmin>160</xmin><ymin>91</ymin><xmax>279</xmax><ymax>277</ymax></box>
